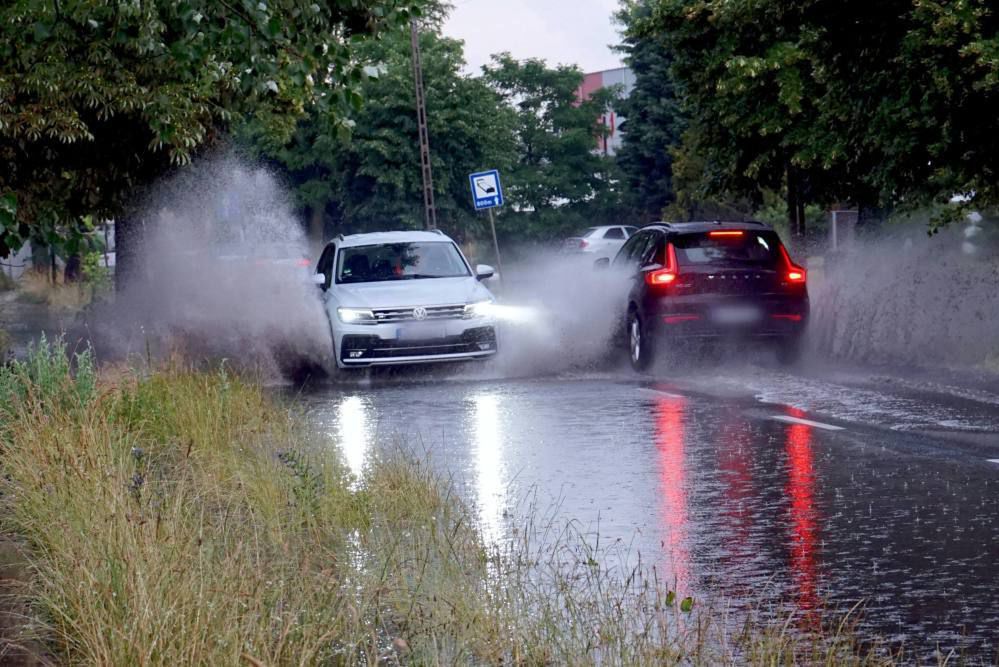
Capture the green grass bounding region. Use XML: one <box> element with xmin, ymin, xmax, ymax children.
<box><xmin>0</xmin><ymin>340</ymin><xmax>908</xmax><ymax>665</ymax></box>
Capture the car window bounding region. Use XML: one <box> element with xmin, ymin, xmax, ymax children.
<box><xmin>603</xmin><ymin>227</ymin><xmax>625</xmax><ymax>240</ymax></box>
<box><xmin>641</xmin><ymin>233</ymin><xmax>664</xmax><ymax>265</ymax></box>
<box><xmin>613</xmin><ymin>231</ymin><xmax>653</xmax><ymax>268</ymax></box>
<box><xmin>673</xmin><ymin>231</ymin><xmax>781</xmax><ymax>267</ymax></box>
<box><xmin>336</xmin><ymin>242</ymin><xmax>471</xmax><ymax>284</ymax></box>
<box><xmin>316</xmin><ymin>243</ymin><xmax>336</xmax><ymax>289</ymax></box>
<box><xmin>624</xmin><ymin>226</ymin><xmax>638</xmax><ymax>237</ymax></box>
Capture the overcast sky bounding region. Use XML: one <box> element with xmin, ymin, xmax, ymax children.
<box><xmin>442</xmin><ymin>0</ymin><xmax>625</xmax><ymax>75</ymax></box>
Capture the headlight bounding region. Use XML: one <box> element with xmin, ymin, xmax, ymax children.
<box><xmin>337</xmin><ymin>307</ymin><xmax>376</xmax><ymax>324</ymax></box>
<box><xmin>463</xmin><ymin>300</ymin><xmax>495</xmax><ymax>319</ymax></box>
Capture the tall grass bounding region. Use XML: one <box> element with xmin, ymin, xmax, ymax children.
<box><xmin>0</xmin><ymin>340</ymin><xmax>903</xmax><ymax>665</ymax></box>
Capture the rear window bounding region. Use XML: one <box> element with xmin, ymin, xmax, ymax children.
<box><xmin>673</xmin><ymin>231</ymin><xmax>781</xmax><ymax>266</ymax></box>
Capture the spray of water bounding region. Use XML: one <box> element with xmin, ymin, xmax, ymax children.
<box><xmin>810</xmin><ymin>225</ymin><xmax>999</xmax><ymax>367</ymax></box>
<box><xmin>83</xmin><ymin>153</ymin><xmax>332</xmax><ymax>379</ymax></box>
<box><xmin>484</xmin><ymin>251</ymin><xmax>630</xmax><ymax>377</ymax></box>
<box><xmin>78</xmin><ymin>152</ymin><xmax>996</xmax><ymax>381</ymax></box>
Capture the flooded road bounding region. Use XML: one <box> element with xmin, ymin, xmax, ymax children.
<box><xmin>300</xmin><ymin>360</ymin><xmax>999</xmax><ymax>658</ymax></box>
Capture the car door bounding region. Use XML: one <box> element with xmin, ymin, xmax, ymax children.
<box><xmin>611</xmin><ymin>230</ymin><xmax>658</xmax><ymax>322</ymax></box>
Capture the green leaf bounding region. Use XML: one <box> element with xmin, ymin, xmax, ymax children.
<box><xmin>32</xmin><ymin>22</ymin><xmax>50</xmax><ymax>42</ymax></box>
<box><xmin>0</xmin><ymin>193</ymin><xmax>16</xmax><ymax>217</ymax></box>
<box><xmin>680</xmin><ymin>597</ymin><xmax>694</xmax><ymax>613</ymax></box>
<box><xmin>267</xmin><ymin>16</ymin><xmax>282</xmax><ymax>38</ymax></box>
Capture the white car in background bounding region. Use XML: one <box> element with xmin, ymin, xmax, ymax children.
<box><xmin>313</xmin><ymin>231</ymin><xmax>498</xmax><ymax>369</ymax></box>
<box><xmin>562</xmin><ymin>225</ymin><xmax>638</xmax><ymax>260</ymax></box>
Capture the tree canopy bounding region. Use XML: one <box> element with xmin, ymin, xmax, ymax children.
<box><xmin>614</xmin><ymin>0</ymin><xmax>684</xmax><ymax>223</ymax></box>
<box><xmin>0</xmin><ymin>0</ymin><xmax>425</xmax><ymax>258</ymax></box>
<box><xmin>638</xmin><ymin>0</ymin><xmax>999</xmax><ymax>229</ymax></box>
<box><xmin>244</xmin><ymin>28</ymin><xmax>517</xmax><ymax>239</ymax></box>
<box><xmin>483</xmin><ymin>54</ymin><xmax>623</xmax><ymax>240</ymax></box>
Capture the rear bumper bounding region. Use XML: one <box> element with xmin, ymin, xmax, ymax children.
<box><xmin>648</xmin><ymin>296</ymin><xmax>809</xmax><ymax>340</ymax></box>
<box><xmin>338</xmin><ymin>326</ymin><xmax>498</xmax><ymax>367</ymax></box>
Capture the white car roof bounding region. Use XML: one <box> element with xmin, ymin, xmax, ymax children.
<box><xmin>336</xmin><ymin>231</ymin><xmax>455</xmax><ymax>248</ymax></box>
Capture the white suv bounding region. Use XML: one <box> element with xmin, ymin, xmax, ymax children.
<box><xmin>313</xmin><ymin>231</ymin><xmax>498</xmax><ymax>369</ymax></box>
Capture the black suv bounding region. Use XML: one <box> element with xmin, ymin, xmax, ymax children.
<box><xmin>603</xmin><ymin>221</ymin><xmax>809</xmax><ymax>370</ymax></box>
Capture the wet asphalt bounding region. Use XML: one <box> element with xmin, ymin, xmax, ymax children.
<box><xmin>299</xmin><ymin>355</ymin><xmax>999</xmax><ymax>659</ymax></box>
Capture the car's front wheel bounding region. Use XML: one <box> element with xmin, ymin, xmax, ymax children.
<box><xmin>627</xmin><ymin>310</ymin><xmax>655</xmax><ymax>371</ymax></box>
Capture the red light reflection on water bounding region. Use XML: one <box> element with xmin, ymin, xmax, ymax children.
<box><xmin>654</xmin><ymin>395</ymin><xmax>691</xmax><ymax>595</ymax></box>
<box><xmin>716</xmin><ymin>412</ymin><xmax>755</xmax><ymax>572</ymax></box>
<box><xmin>783</xmin><ymin>407</ymin><xmax>820</xmax><ymax>615</ymax></box>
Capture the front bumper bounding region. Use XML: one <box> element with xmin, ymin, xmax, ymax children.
<box><xmin>335</xmin><ymin>322</ymin><xmax>497</xmax><ymax>367</ymax></box>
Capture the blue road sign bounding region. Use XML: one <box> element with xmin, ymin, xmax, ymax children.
<box><xmin>469</xmin><ymin>170</ymin><xmax>504</xmax><ymax>210</ymax></box>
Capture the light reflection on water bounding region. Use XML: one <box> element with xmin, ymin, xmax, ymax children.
<box><xmin>335</xmin><ymin>395</ymin><xmax>374</xmax><ymax>481</ymax></box>
<box><xmin>783</xmin><ymin>408</ymin><xmax>820</xmax><ymax>616</ymax></box>
<box><xmin>300</xmin><ymin>376</ymin><xmax>999</xmax><ymax>658</ymax></box>
<box><xmin>471</xmin><ymin>393</ymin><xmax>507</xmax><ymax>544</ymax></box>
<box><xmin>654</xmin><ymin>395</ymin><xmax>692</xmax><ymax>596</ymax></box>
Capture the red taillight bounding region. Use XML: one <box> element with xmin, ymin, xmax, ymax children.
<box><xmin>779</xmin><ymin>246</ymin><xmax>807</xmax><ymax>284</ymax></box>
<box><xmin>297</xmin><ymin>258</ymin><xmax>311</xmax><ymax>268</ymax></box>
<box><xmin>709</xmin><ymin>230</ymin><xmax>744</xmax><ymax>238</ymax></box>
<box><xmin>664</xmin><ymin>314</ymin><xmax>701</xmax><ymax>324</ymax></box>
<box><xmin>579</xmin><ymin>239</ymin><xmax>589</xmax><ymax>249</ymax></box>
<box><xmin>647</xmin><ymin>271</ymin><xmax>676</xmax><ymax>285</ymax></box>
<box><xmin>772</xmin><ymin>314</ymin><xmax>803</xmax><ymax>322</ymax></box>
<box><xmin>646</xmin><ymin>243</ymin><xmax>679</xmax><ymax>287</ymax></box>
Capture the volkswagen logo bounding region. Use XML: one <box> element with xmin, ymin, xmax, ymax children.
<box><xmin>412</xmin><ymin>307</ymin><xmax>428</xmax><ymax>321</ymax></box>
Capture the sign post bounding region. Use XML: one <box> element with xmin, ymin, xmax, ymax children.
<box><xmin>468</xmin><ymin>169</ymin><xmax>504</xmax><ymax>280</ymax></box>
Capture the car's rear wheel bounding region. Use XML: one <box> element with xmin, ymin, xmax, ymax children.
<box><xmin>628</xmin><ymin>310</ymin><xmax>655</xmax><ymax>371</ymax></box>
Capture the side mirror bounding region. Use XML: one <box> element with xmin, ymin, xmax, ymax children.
<box><xmin>312</xmin><ymin>273</ymin><xmax>327</xmax><ymax>288</ymax></box>
<box><xmin>476</xmin><ymin>264</ymin><xmax>495</xmax><ymax>281</ymax></box>
<box><xmin>593</xmin><ymin>257</ymin><xmax>610</xmax><ymax>271</ymax></box>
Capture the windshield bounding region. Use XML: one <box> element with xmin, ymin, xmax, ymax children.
<box><xmin>673</xmin><ymin>231</ymin><xmax>781</xmax><ymax>267</ymax></box>
<box><xmin>336</xmin><ymin>242</ymin><xmax>470</xmax><ymax>284</ymax></box>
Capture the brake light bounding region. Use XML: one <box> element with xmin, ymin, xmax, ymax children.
<box><xmin>709</xmin><ymin>230</ymin><xmax>744</xmax><ymax>238</ymax></box>
<box><xmin>779</xmin><ymin>245</ymin><xmax>807</xmax><ymax>284</ymax></box>
<box><xmin>645</xmin><ymin>243</ymin><xmax>679</xmax><ymax>286</ymax></box>
<box><xmin>664</xmin><ymin>314</ymin><xmax>701</xmax><ymax>324</ymax></box>
<box><xmin>579</xmin><ymin>239</ymin><xmax>589</xmax><ymax>249</ymax></box>
<box><xmin>297</xmin><ymin>258</ymin><xmax>311</xmax><ymax>268</ymax></box>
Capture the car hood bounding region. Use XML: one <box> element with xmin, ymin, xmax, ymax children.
<box><xmin>334</xmin><ymin>277</ymin><xmax>492</xmax><ymax>309</ymax></box>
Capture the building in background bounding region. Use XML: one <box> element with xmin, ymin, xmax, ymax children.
<box><xmin>577</xmin><ymin>67</ymin><xmax>635</xmax><ymax>156</ymax></box>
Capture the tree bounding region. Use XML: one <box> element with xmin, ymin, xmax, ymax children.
<box><xmin>242</xmin><ymin>27</ymin><xmax>518</xmax><ymax>240</ymax></box>
<box><xmin>614</xmin><ymin>0</ymin><xmax>685</xmax><ymax>223</ymax></box>
<box><xmin>0</xmin><ymin>0</ymin><xmax>425</xmax><ymax>272</ymax></box>
<box><xmin>483</xmin><ymin>55</ymin><xmax>622</xmax><ymax>240</ymax></box>
<box><xmin>640</xmin><ymin>0</ymin><xmax>999</xmax><ymax>232</ymax></box>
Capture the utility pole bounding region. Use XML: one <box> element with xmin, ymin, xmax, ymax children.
<box><xmin>410</xmin><ymin>20</ymin><xmax>437</xmax><ymax>230</ymax></box>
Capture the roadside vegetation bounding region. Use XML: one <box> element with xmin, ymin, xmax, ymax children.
<box><xmin>0</xmin><ymin>339</ymin><xmax>906</xmax><ymax>665</ymax></box>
